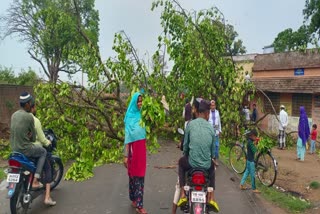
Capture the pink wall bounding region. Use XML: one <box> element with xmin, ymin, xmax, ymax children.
<box><xmin>254</xmin><ymin>68</ymin><xmax>320</xmax><ymax>78</ymax></box>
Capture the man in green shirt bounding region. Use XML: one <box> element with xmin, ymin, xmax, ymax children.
<box><xmin>177</xmin><ymin>99</ymin><xmax>219</xmax><ymax>212</ymax></box>
<box><xmin>10</xmin><ymin>92</ymin><xmax>47</xmax><ymax>188</ymax></box>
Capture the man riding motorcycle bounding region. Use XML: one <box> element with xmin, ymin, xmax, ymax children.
<box><xmin>177</xmin><ymin>99</ymin><xmax>219</xmax><ymax>212</ymax></box>
<box><xmin>10</xmin><ymin>92</ymin><xmax>47</xmax><ymax>189</ymax></box>
<box><xmin>30</xmin><ymin>102</ymin><xmax>56</xmax><ymax>206</ymax></box>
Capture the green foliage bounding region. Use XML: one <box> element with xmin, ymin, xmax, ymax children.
<box><xmin>273</xmin><ymin>26</ymin><xmax>310</xmax><ymax>52</ymax></box>
<box><xmin>0</xmin><ymin>66</ymin><xmax>38</xmax><ymax>85</ymax></box>
<box><xmin>34</xmin><ymin>42</ymin><xmax>166</xmax><ymax>181</ymax></box>
<box><xmin>0</xmin><ymin>139</ymin><xmax>11</xmax><ymax>159</ymax></box>
<box><xmin>1</xmin><ymin>0</ymin><xmax>100</xmax><ymax>83</ymax></box>
<box><xmin>256</xmin><ymin>136</ymin><xmax>275</xmax><ymax>153</ymax></box>
<box><xmin>141</xmin><ymin>95</ymin><xmax>165</xmax><ymax>153</ymax></box>
<box><xmin>224</xmin><ymin>24</ymin><xmax>247</xmax><ymax>55</ymax></box>
<box><xmin>151</xmin><ymin>0</ymin><xmax>253</xmax><ymax>139</ymax></box>
<box><xmin>0</xmin><ymin>168</ymin><xmax>6</xmax><ymax>181</ymax></box>
<box><xmin>304</xmin><ymin>0</ymin><xmax>320</xmax><ymax>38</ymax></box>
<box><xmin>18</xmin><ymin>0</ymin><xmax>249</xmax><ymax>182</ymax></box>
<box><xmin>273</xmin><ymin>0</ymin><xmax>320</xmax><ymax>52</ymax></box>
<box><xmin>0</xmin><ymin>67</ymin><xmax>16</xmax><ymax>84</ymax></box>
<box><xmin>309</xmin><ymin>181</ymin><xmax>320</xmax><ymax>189</ymax></box>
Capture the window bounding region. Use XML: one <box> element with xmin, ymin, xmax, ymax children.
<box><xmin>264</xmin><ymin>92</ymin><xmax>280</xmax><ymax>114</ymax></box>
<box><xmin>315</xmin><ymin>95</ymin><xmax>320</xmax><ymax>108</ymax></box>
<box><xmin>292</xmin><ymin>94</ymin><xmax>312</xmax><ymax>117</ymax></box>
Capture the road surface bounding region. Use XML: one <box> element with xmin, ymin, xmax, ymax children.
<box><xmin>0</xmin><ymin>140</ymin><xmax>279</xmax><ymax>214</ymax></box>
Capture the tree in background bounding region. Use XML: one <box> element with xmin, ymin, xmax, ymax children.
<box><xmin>0</xmin><ymin>0</ymin><xmax>251</xmax><ymax>181</ymax></box>
<box><xmin>0</xmin><ymin>66</ymin><xmax>39</xmax><ymax>85</ymax></box>
<box><xmin>225</xmin><ymin>24</ymin><xmax>247</xmax><ymax>55</ymax></box>
<box><xmin>273</xmin><ymin>0</ymin><xmax>320</xmax><ymax>52</ymax></box>
<box><xmin>151</xmin><ymin>0</ymin><xmax>252</xmax><ymax>137</ymax></box>
<box><xmin>0</xmin><ymin>0</ymin><xmax>99</xmax><ymax>83</ymax></box>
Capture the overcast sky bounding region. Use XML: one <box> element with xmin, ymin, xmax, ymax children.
<box><xmin>0</xmin><ymin>0</ymin><xmax>306</xmax><ymax>82</ymax></box>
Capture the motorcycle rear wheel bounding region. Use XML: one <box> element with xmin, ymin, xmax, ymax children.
<box><xmin>50</xmin><ymin>157</ymin><xmax>64</xmax><ymax>190</ymax></box>
<box><xmin>10</xmin><ymin>183</ymin><xmax>29</xmax><ymax>214</ymax></box>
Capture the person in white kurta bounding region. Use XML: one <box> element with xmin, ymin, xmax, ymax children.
<box><xmin>208</xmin><ymin>100</ymin><xmax>222</xmax><ymax>159</ymax></box>
<box><xmin>278</xmin><ymin>105</ymin><xmax>289</xmax><ymax>149</ymax></box>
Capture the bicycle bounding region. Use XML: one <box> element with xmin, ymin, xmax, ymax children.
<box><xmin>229</xmin><ymin>136</ymin><xmax>278</xmax><ymax>187</ymax></box>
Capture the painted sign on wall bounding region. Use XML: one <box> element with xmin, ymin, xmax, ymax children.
<box><xmin>294</xmin><ymin>68</ymin><xmax>304</xmax><ymax>76</ymax></box>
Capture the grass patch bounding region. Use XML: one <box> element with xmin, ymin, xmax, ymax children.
<box><xmin>258</xmin><ymin>184</ymin><xmax>311</xmax><ymax>213</ymax></box>
<box><xmin>0</xmin><ymin>167</ymin><xmax>6</xmax><ymax>181</ymax></box>
<box><xmin>309</xmin><ymin>181</ymin><xmax>320</xmax><ymax>189</ymax></box>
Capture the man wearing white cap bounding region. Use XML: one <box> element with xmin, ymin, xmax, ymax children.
<box><xmin>10</xmin><ymin>92</ymin><xmax>47</xmax><ymax>188</ymax></box>
<box><xmin>278</xmin><ymin>104</ymin><xmax>289</xmax><ymax>149</ymax></box>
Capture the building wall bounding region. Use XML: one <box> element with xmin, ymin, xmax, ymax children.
<box><xmin>254</xmin><ymin>92</ymin><xmax>315</xmax><ymax>138</ymax></box>
<box><xmin>312</xmin><ymin>94</ymin><xmax>320</xmax><ymax>128</ymax></box>
<box><xmin>0</xmin><ymin>85</ymin><xmax>34</xmax><ymax>129</ymax></box>
<box><xmin>235</xmin><ymin>61</ymin><xmax>254</xmax><ymax>83</ymax></box>
<box><xmin>253</xmin><ymin>67</ymin><xmax>320</xmax><ymax>78</ymax></box>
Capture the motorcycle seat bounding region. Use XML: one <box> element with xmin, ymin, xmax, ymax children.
<box><xmin>187</xmin><ymin>168</ymin><xmax>209</xmax><ymax>177</ymax></box>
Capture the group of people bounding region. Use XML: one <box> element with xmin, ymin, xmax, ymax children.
<box><xmin>123</xmin><ymin>93</ymin><xmax>264</xmax><ymax>214</ymax></box>
<box><xmin>174</xmin><ymin>97</ymin><xmax>221</xmax><ymax>213</ymax></box>
<box><xmin>242</xmin><ymin>103</ymin><xmax>257</xmax><ymax>124</ymax></box>
<box><xmin>278</xmin><ymin>105</ymin><xmax>318</xmax><ymax>162</ymax></box>
<box><xmin>12</xmin><ymin>90</ymin><xmax>318</xmax><ymax>213</ymax></box>
<box><xmin>10</xmin><ymin>92</ymin><xmax>56</xmax><ymax>206</ymax></box>
<box><xmin>123</xmin><ymin>93</ymin><xmax>222</xmax><ymax>214</ymax></box>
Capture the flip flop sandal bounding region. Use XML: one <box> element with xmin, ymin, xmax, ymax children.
<box><xmin>208</xmin><ymin>200</ymin><xmax>220</xmax><ymax>213</ymax></box>
<box><xmin>136</xmin><ymin>208</ymin><xmax>148</xmax><ymax>214</ymax></box>
<box><xmin>32</xmin><ymin>182</ymin><xmax>44</xmax><ymax>190</ymax></box>
<box><xmin>239</xmin><ymin>185</ymin><xmax>249</xmax><ymax>190</ymax></box>
<box><xmin>177</xmin><ymin>197</ymin><xmax>187</xmax><ymax>207</ymax></box>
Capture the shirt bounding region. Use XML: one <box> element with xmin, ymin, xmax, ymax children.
<box><xmin>246</xmin><ymin>138</ymin><xmax>257</xmax><ymax>162</ymax></box>
<box><xmin>311</xmin><ymin>129</ymin><xmax>317</xmax><ymax>141</ymax></box>
<box><xmin>208</xmin><ymin>109</ymin><xmax>222</xmax><ymax>136</ymax></box>
<box><xmin>252</xmin><ymin>108</ymin><xmax>257</xmax><ymax>122</ymax></box>
<box><xmin>243</xmin><ymin>108</ymin><xmax>250</xmax><ymax>121</ymax></box>
<box><xmin>30</xmin><ymin>113</ymin><xmax>50</xmax><ymax>147</ymax></box>
<box><xmin>10</xmin><ymin>109</ymin><xmax>36</xmax><ymax>153</ymax></box>
<box><xmin>183</xmin><ymin>118</ymin><xmax>215</xmax><ymax>169</ymax></box>
<box><xmin>184</xmin><ymin>103</ymin><xmax>192</xmax><ymax>121</ymax></box>
<box><xmin>279</xmin><ymin>110</ymin><xmax>289</xmax><ymax>130</ymax></box>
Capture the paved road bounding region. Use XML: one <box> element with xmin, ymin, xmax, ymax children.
<box><xmin>0</xmin><ymin>140</ymin><xmax>274</xmax><ymax>214</ymax></box>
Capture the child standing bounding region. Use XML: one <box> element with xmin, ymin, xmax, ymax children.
<box><xmin>240</xmin><ymin>129</ymin><xmax>260</xmax><ymax>193</ymax></box>
<box><xmin>310</xmin><ymin>124</ymin><xmax>317</xmax><ymax>154</ymax></box>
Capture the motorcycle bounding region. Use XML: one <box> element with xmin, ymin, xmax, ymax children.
<box><xmin>183</xmin><ymin>169</ymin><xmax>213</xmax><ymax>214</ymax></box>
<box><xmin>177</xmin><ymin>128</ymin><xmax>213</xmax><ymax>214</ymax></box>
<box><xmin>6</xmin><ymin>129</ymin><xmax>64</xmax><ymax>214</ymax></box>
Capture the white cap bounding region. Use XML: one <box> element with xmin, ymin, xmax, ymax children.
<box><xmin>280</xmin><ymin>104</ymin><xmax>285</xmax><ymax>109</ymax></box>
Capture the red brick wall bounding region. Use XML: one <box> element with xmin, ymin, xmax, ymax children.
<box><xmin>0</xmin><ymin>85</ymin><xmax>34</xmax><ymax>129</ymax></box>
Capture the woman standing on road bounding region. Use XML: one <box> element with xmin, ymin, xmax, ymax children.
<box><xmin>123</xmin><ymin>92</ymin><xmax>147</xmax><ymax>214</ymax></box>
<box><xmin>297</xmin><ymin>106</ymin><xmax>310</xmax><ymax>161</ymax></box>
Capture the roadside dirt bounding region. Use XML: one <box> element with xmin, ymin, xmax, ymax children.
<box><xmin>272</xmin><ymin>147</ymin><xmax>320</xmax><ymax>213</ymax></box>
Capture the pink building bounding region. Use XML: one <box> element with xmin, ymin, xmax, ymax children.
<box><xmin>251</xmin><ymin>50</ymin><xmax>320</xmax><ymax>134</ymax></box>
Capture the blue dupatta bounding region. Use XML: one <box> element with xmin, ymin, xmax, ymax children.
<box><xmin>124</xmin><ymin>92</ymin><xmax>146</xmax><ymax>145</ymax></box>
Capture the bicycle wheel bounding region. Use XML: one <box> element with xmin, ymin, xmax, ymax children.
<box><xmin>229</xmin><ymin>143</ymin><xmax>247</xmax><ymax>174</ymax></box>
<box><xmin>256</xmin><ymin>152</ymin><xmax>277</xmax><ymax>187</ymax></box>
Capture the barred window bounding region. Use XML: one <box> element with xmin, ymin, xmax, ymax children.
<box><xmin>264</xmin><ymin>92</ymin><xmax>280</xmax><ymax>114</ymax></box>
<box><xmin>292</xmin><ymin>94</ymin><xmax>312</xmax><ymax>117</ymax></box>
<box><xmin>314</xmin><ymin>95</ymin><xmax>320</xmax><ymax>108</ymax></box>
